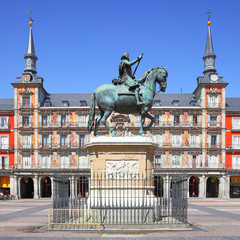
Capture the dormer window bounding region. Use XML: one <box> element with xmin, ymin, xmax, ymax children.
<box><xmin>44</xmin><ymin>101</ymin><xmax>51</xmax><ymax>107</ymax></box>
<box><xmin>62</xmin><ymin>101</ymin><xmax>69</xmax><ymax>107</ymax></box>
<box><xmin>154</xmin><ymin>100</ymin><xmax>161</xmax><ymax>106</ymax></box>
<box><xmin>172</xmin><ymin>100</ymin><xmax>179</xmax><ymax>106</ymax></box>
<box><xmin>190</xmin><ymin>101</ymin><xmax>197</xmax><ymax>106</ymax></box>
<box><xmin>80</xmin><ymin>101</ymin><xmax>87</xmax><ymax>106</ymax></box>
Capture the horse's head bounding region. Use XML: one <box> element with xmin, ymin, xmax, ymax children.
<box><xmin>156</xmin><ymin>67</ymin><xmax>168</xmax><ymax>92</ymax></box>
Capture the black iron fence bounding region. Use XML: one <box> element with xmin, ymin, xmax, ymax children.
<box><xmin>51</xmin><ymin>173</ymin><xmax>188</xmax><ymax>230</ymax></box>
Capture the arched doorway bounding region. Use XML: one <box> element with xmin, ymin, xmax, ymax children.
<box><xmin>207</xmin><ymin>176</ymin><xmax>219</xmax><ymax>198</ymax></box>
<box><xmin>154</xmin><ymin>176</ymin><xmax>163</xmax><ymax>197</ymax></box>
<box><xmin>189</xmin><ymin>176</ymin><xmax>199</xmax><ymax>197</ymax></box>
<box><xmin>41</xmin><ymin>176</ymin><xmax>52</xmax><ymax>198</ymax></box>
<box><xmin>20</xmin><ymin>176</ymin><xmax>34</xmax><ymax>198</ymax></box>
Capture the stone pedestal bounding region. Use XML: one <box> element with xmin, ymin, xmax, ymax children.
<box><xmin>86</xmin><ymin>136</ymin><xmax>158</xmax><ymax>177</ymax></box>
<box><xmin>85</xmin><ymin>136</ymin><xmax>158</xmax><ymax>208</ymax></box>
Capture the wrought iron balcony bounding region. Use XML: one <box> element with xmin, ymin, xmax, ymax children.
<box><xmin>0</xmin><ymin>123</ymin><xmax>10</xmax><ymax>131</ymax></box>
<box><xmin>208</xmin><ymin>103</ymin><xmax>220</xmax><ymax>108</ymax></box>
<box><xmin>232</xmin><ymin>124</ymin><xmax>240</xmax><ymax>131</ymax></box>
<box><xmin>208</xmin><ymin>122</ymin><xmax>221</xmax><ymax>128</ymax></box>
<box><xmin>19</xmin><ymin>122</ymin><xmax>33</xmax><ymax>128</ymax></box>
<box><xmin>227</xmin><ymin>144</ymin><xmax>240</xmax><ymax>151</ymax></box>
<box><xmin>0</xmin><ymin>144</ymin><xmax>14</xmax><ymax>150</ymax></box>
<box><xmin>39</xmin><ymin>121</ymin><xmax>88</xmax><ymax>128</ymax></box>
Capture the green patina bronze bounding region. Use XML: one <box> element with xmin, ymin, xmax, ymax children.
<box><xmin>87</xmin><ymin>53</ymin><xmax>168</xmax><ymax>136</ymax></box>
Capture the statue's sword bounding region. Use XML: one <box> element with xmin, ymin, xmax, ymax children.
<box><xmin>132</xmin><ymin>52</ymin><xmax>143</xmax><ymax>78</ymax></box>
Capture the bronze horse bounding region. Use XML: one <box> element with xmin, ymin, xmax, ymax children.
<box><xmin>87</xmin><ymin>67</ymin><xmax>168</xmax><ymax>136</ymax></box>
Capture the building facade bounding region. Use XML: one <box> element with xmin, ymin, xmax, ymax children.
<box><xmin>0</xmin><ymin>21</ymin><xmax>239</xmax><ymax>199</ymax></box>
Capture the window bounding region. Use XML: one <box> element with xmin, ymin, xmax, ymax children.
<box><xmin>61</xmin><ymin>115</ymin><xmax>66</xmax><ymax>126</ymax></box>
<box><xmin>154</xmin><ymin>100</ymin><xmax>161</xmax><ymax>106</ymax></box>
<box><xmin>41</xmin><ymin>156</ymin><xmax>50</xmax><ymax>168</ymax></box>
<box><xmin>0</xmin><ymin>117</ymin><xmax>8</xmax><ymax>129</ymax></box>
<box><xmin>62</xmin><ymin>101</ymin><xmax>69</xmax><ymax>107</ymax></box>
<box><xmin>172</xmin><ymin>155</ymin><xmax>181</xmax><ymax>167</ymax></box>
<box><xmin>22</xmin><ymin>156</ymin><xmax>31</xmax><ymax>169</ymax></box>
<box><xmin>42</xmin><ymin>116</ymin><xmax>48</xmax><ymax>126</ymax></box>
<box><xmin>172</xmin><ymin>135</ymin><xmax>181</xmax><ymax>146</ymax></box>
<box><xmin>232</xmin><ymin>117</ymin><xmax>240</xmax><ymax>130</ymax></box>
<box><xmin>79</xmin><ymin>135</ymin><xmax>85</xmax><ymax>147</ymax></box>
<box><xmin>192</xmin><ymin>155</ymin><xmax>196</xmax><ymax>168</ymax></box>
<box><xmin>211</xmin><ymin>135</ymin><xmax>217</xmax><ymax>147</ymax></box>
<box><xmin>22</xmin><ymin>135</ymin><xmax>31</xmax><ymax>148</ymax></box>
<box><xmin>60</xmin><ymin>156</ymin><xmax>69</xmax><ymax>168</ymax></box>
<box><xmin>209</xmin><ymin>155</ymin><xmax>219</xmax><ymax>168</ymax></box>
<box><xmin>60</xmin><ymin>135</ymin><xmax>68</xmax><ymax>146</ymax></box>
<box><xmin>172</xmin><ymin>100</ymin><xmax>179</xmax><ymax>106</ymax></box>
<box><xmin>22</xmin><ymin>96</ymin><xmax>30</xmax><ymax>107</ymax></box>
<box><xmin>174</xmin><ymin>115</ymin><xmax>180</xmax><ymax>126</ymax></box>
<box><xmin>208</xmin><ymin>95</ymin><xmax>219</xmax><ymax>108</ymax></box>
<box><xmin>191</xmin><ymin>101</ymin><xmax>197</xmax><ymax>106</ymax></box>
<box><xmin>210</xmin><ymin>116</ymin><xmax>217</xmax><ymax>126</ymax></box>
<box><xmin>154</xmin><ymin>155</ymin><xmax>161</xmax><ymax>166</ymax></box>
<box><xmin>80</xmin><ymin>101</ymin><xmax>87</xmax><ymax>106</ymax></box>
<box><xmin>0</xmin><ymin>136</ymin><xmax>8</xmax><ymax>149</ymax></box>
<box><xmin>42</xmin><ymin>135</ymin><xmax>50</xmax><ymax>147</ymax></box>
<box><xmin>0</xmin><ymin>156</ymin><xmax>9</xmax><ymax>169</ymax></box>
<box><xmin>193</xmin><ymin>116</ymin><xmax>198</xmax><ymax>126</ymax></box>
<box><xmin>190</xmin><ymin>135</ymin><xmax>200</xmax><ymax>147</ymax></box>
<box><xmin>23</xmin><ymin>117</ymin><xmax>29</xmax><ymax>127</ymax></box>
<box><xmin>155</xmin><ymin>116</ymin><xmax>159</xmax><ymax>124</ymax></box>
<box><xmin>44</xmin><ymin>101</ymin><xmax>51</xmax><ymax>107</ymax></box>
<box><xmin>232</xmin><ymin>155</ymin><xmax>240</xmax><ymax>169</ymax></box>
<box><xmin>233</xmin><ymin>136</ymin><xmax>240</xmax><ymax>149</ymax></box>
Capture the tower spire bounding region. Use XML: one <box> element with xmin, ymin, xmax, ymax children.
<box><xmin>24</xmin><ymin>15</ymin><xmax>38</xmax><ymax>74</ymax></box>
<box><xmin>203</xmin><ymin>11</ymin><xmax>217</xmax><ymax>75</ymax></box>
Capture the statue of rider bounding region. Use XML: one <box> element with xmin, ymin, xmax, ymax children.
<box><xmin>118</xmin><ymin>52</ymin><xmax>145</xmax><ymax>105</ymax></box>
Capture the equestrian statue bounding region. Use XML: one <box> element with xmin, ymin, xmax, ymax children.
<box><xmin>87</xmin><ymin>52</ymin><xmax>168</xmax><ymax>137</ymax></box>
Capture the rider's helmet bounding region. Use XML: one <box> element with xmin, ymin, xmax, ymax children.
<box><xmin>121</xmin><ymin>52</ymin><xmax>130</xmax><ymax>60</ymax></box>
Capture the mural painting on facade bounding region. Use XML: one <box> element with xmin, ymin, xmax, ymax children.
<box><xmin>70</xmin><ymin>112</ymin><xmax>77</xmax><ymax>126</ymax></box>
<box><xmin>52</xmin><ymin>131</ymin><xmax>58</xmax><ymax>148</ymax></box>
<box><xmin>17</xmin><ymin>87</ymin><xmax>23</xmax><ymax>109</ymax></box>
<box><xmin>31</xmin><ymin>88</ymin><xmax>35</xmax><ymax>108</ymax></box>
<box><xmin>51</xmin><ymin>111</ymin><xmax>58</xmax><ymax>125</ymax></box>
<box><xmin>205</xmin><ymin>154</ymin><xmax>208</xmax><ymax>167</ymax></box>
<box><xmin>32</xmin><ymin>153</ymin><xmax>35</xmax><ymax>167</ymax></box>
<box><xmin>163</xmin><ymin>151</ymin><xmax>171</xmax><ymax>167</ymax></box>
<box><xmin>182</xmin><ymin>131</ymin><xmax>189</xmax><ymax>146</ymax></box>
<box><xmin>182</xmin><ymin>151</ymin><xmax>189</xmax><ymax>167</ymax></box>
<box><xmin>182</xmin><ymin>112</ymin><xmax>189</xmax><ymax>125</ymax></box>
<box><xmin>17</xmin><ymin>152</ymin><xmax>21</xmax><ymax>166</ymax></box>
<box><xmin>163</xmin><ymin>111</ymin><xmax>170</xmax><ymax>125</ymax></box>
<box><xmin>70</xmin><ymin>152</ymin><xmax>77</xmax><ymax>167</ymax></box>
<box><xmin>52</xmin><ymin>152</ymin><xmax>59</xmax><ymax>167</ymax></box>
<box><xmin>70</xmin><ymin>131</ymin><xmax>78</xmax><ymax>147</ymax></box>
<box><xmin>164</xmin><ymin>130</ymin><xmax>171</xmax><ymax>146</ymax></box>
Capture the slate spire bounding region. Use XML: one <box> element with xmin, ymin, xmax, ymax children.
<box><xmin>24</xmin><ymin>22</ymin><xmax>38</xmax><ymax>74</ymax></box>
<box><xmin>202</xmin><ymin>21</ymin><xmax>216</xmax><ymax>75</ymax></box>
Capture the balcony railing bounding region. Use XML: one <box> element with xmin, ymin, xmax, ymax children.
<box><xmin>19</xmin><ymin>122</ymin><xmax>33</xmax><ymax>128</ymax></box>
<box><xmin>208</xmin><ymin>103</ymin><xmax>220</xmax><ymax>108</ymax></box>
<box><xmin>19</xmin><ymin>104</ymin><xmax>32</xmax><ymax>109</ymax></box>
<box><xmin>232</xmin><ymin>124</ymin><xmax>240</xmax><ymax>131</ymax></box>
<box><xmin>20</xmin><ymin>144</ymin><xmax>33</xmax><ymax>149</ymax></box>
<box><xmin>208</xmin><ymin>122</ymin><xmax>221</xmax><ymax>128</ymax></box>
<box><xmin>0</xmin><ymin>144</ymin><xmax>14</xmax><ymax>150</ymax></box>
<box><xmin>209</xmin><ymin>143</ymin><xmax>221</xmax><ymax>148</ymax></box>
<box><xmin>0</xmin><ymin>123</ymin><xmax>10</xmax><ymax>130</ymax></box>
<box><xmin>227</xmin><ymin>144</ymin><xmax>240</xmax><ymax>150</ymax></box>
<box><xmin>153</xmin><ymin>121</ymin><xmax>202</xmax><ymax>128</ymax></box>
<box><xmin>39</xmin><ymin>121</ymin><xmax>88</xmax><ymax>128</ymax></box>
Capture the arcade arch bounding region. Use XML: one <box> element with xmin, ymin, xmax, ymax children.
<box><xmin>40</xmin><ymin>176</ymin><xmax>52</xmax><ymax>198</ymax></box>
<box><xmin>189</xmin><ymin>176</ymin><xmax>199</xmax><ymax>197</ymax></box>
<box><xmin>207</xmin><ymin>176</ymin><xmax>219</xmax><ymax>198</ymax></box>
<box><xmin>20</xmin><ymin>176</ymin><xmax>34</xmax><ymax>198</ymax></box>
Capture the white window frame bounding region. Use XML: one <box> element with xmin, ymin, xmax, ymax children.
<box><xmin>60</xmin><ymin>156</ymin><xmax>69</xmax><ymax>168</ymax></box>
<box><xmin>41</xmin><ymin>155</ymin><xmax>51</xmax><ymax>168</ymax></box>
<box><xmin>0</xmin><ymin>155</ymin><xmax>9</xmax><ymax>169</ymax></box>
<box><xmin>233</xmin><ymin>135</ymin><xmax>240</xmax><ymax>149</ymax></box>
<box><xmin>0</xmin><ymin>135</ymin><xmax>9</xmax><ymax>149</ymax></box>
<box><xmin>0</xmin><ymin>117</ymin><xmax>9</xmax><ymax>129</ymax></box>
<box><xmin>22</xmin><ymin>156</ymin><xmax>31</xmax><ymax>169</ymax></box>
<box><xmin>232</xmin><ymin>155</ymin><xmax>240</xmax><ymax>169</ymax></box>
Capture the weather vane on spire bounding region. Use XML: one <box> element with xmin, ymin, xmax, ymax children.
<box><xmin>206</xmin><ymin>9</ymin><xmax>213</xmax><ymax>25</ymax></box>
<box><xmin>28</xmin><ymin>9</ymin><xmax>34</xmax><ymax>26</ymax></box>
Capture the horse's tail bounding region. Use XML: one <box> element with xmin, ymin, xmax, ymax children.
<box><xmin>87</xmin><ymin>91</ymin><xmax>96</xmax><ymax>133</ymax></box>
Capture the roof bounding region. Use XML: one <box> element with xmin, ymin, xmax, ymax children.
<box><xmin>0</xmin><ymin>98</ymin><xmax>14</xmax><ymax>111</ymax></box>
<box><xmin>226</xmin><ymin>97</ymin><xmax>240</xmax><ymax>112</ymax></box>
<box><xmin>42</xmin><ymin>92</ymin><xmax>197</xmax><ymax>108</ymax></box>
<box><xmin>43</xmin><ymin>93</ymin><xmax>92</xmax><ymax>107</ymax></box>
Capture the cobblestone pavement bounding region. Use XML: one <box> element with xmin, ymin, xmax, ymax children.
<box><xmin>0</xmin><ymin>198</ymin><xmax>240</xmax><ymax>239</ymax></box>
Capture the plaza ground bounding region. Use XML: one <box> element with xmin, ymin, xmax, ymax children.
<box><xmin>0</xmin><ymin>198</ymin><xmax>239</xmax><ymax>239</ymax></box>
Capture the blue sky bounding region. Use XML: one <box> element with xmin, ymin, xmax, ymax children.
<box><xmin>0</xmin><ymin>0</ymin><xmax>239</xmax><ymax>98</ymax></box>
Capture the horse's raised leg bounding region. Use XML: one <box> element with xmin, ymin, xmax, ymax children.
<box><xmin>143</xmin><ymin>113</ymin><xmax>155</xmax><ymax>131</ymax></box>
<box><xmin>94</xmin><ymin>110</ymin><xmax>104</xmax><ymax>136</ymax></box>
<box><xmin>140</xmin><ymin>114</ymin><xmax>146</xmax><ymax>136</ymax></box>
<box><xmin>100</xmin><ymin>110</ymin><xmax>116</xmax><ymax>137</ymax></box>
